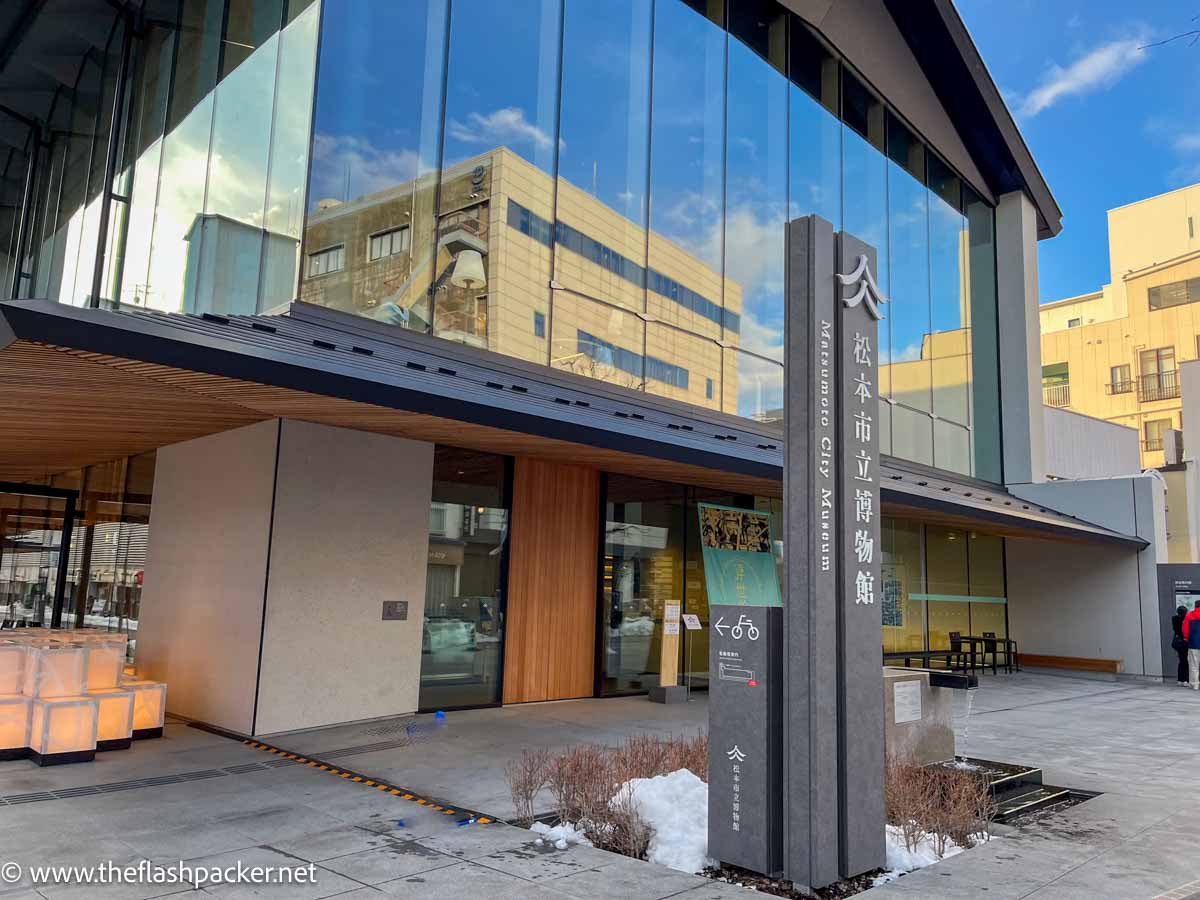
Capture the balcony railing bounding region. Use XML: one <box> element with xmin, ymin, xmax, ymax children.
<box><xmin>1144</xmin><ymin>438</ymin><xmax>1164</xmax><ymax>452</ymax></box>
<box><xmin>1043</xmin><ymin>383</ymin><xmax>1071</xmax><ymax>407</ymax></box>
<box><xmin>1105</xmin><ymin>380</ymin><xmax>1134</xmax><ymax>395</ymax></box>
<box><xmin>1137</xmin><ymin>370</ymin><xmax>1180</xmax><ymax>403</ymax></box>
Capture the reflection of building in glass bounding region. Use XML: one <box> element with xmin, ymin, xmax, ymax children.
<box><xmin>300</xmin><ymin>147</ymin><xmax>744</xmax><ymax>415</ymax></box>
<box><xmin>181</xmin><ymin>215</ymin><xmax>299</xmax><ymax>316</ymax></box>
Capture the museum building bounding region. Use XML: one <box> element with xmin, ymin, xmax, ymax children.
<box><xmin>0</xmin><ymin>0</ymin><xmax>1168</xmax><ymax>738</ymax></box>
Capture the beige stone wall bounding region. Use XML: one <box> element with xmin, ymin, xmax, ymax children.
<box><xmin>1040</xmin><ymin>253</ymin><xmax>1200</xmax><ymax>469</ymax></box>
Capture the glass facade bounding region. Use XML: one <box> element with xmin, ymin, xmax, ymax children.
<box><xmin>2</xmin><ymin>453</ymin><xmax>153</xmax><ymax>657</ymax></box>
<box><xmin>6</xmin><ymin>0</ymin><xmax>1004</xmax><ymax>481</ymax></box>
<box><xmin>296</xmin><ymin>0</ymin><xmax>1001</xmax><ymax>474</ymax></box>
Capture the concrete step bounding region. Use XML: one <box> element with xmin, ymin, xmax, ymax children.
<box><xmin>994</xmin><ymin>784</ymin><xmax>1072</xmax><ymax>822</ymax></box>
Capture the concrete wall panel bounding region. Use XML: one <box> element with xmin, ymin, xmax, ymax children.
<box><xmin>253</xmin><ymin>420</ymin><xmax>433</xmax><ymax>735</ymax></box>
<box><xmin>137</xmin><ymin>420</ymin><xmax>279</xmax><ymax>734</ymax></box>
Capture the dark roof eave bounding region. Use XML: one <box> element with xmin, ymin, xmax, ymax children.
<box><xmin>0</xmin><ymin>300</ymin><xmax>1142</xmax><ymax>548</ymax></box>
<box><xmin>885</xmin><ymin>0</ymin><xmax>1063</xmax><ymax>239</ymax></box>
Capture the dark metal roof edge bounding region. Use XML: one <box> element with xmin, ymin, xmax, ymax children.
<box><xmin>0</xmin><ymin>300</ymin><xmax>780</xmax><ymax>482</ymax></box>
<box><xmin>0</xmin><ymin>301</ymin><xmax>1143</xmax><ymax>547</ymax></box>
<box><xmin>881</xmin><ymin>485</ymin><xmax>1147</xmax><ymax>549</ymax></box>
<box><xmin>886</xmin><ymin>0</ymin><xmax>1063</xmax><ymax>238</ymax></box>
<box><xmin>284</xmin><ymin>300</ymin><xmax>786</xmax><ymax>440</ymax></box>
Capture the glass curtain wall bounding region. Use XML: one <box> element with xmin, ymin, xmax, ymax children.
<box><xmin>419</xmin><ymin>446</ymin><xmax>510</xmax><ymax>710</ymax></box>
<box><xmin>14</xmin><ymin>0</ymin><xmax>321</xmax><ymax>313</ymax></box>
<box><xmin>11</xmin><ymin>0</ymin><xmax>1005</xmax><ymax>479</ymax></box>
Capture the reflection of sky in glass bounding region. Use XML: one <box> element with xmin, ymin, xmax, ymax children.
<box><xmin>307</xmin><ymin>0</ymin><xmax>447</xmax><ymax>208</ymax></box>
<box><xmin>557</xmin><ymin>0</ymin><xmax>651</xmax><ymax>227</ymax></box>
<box><xmin>790</xmin><ymin>85</ymin><xmax>842</xmax><ymax>229</ymax></box>
<box><xmin>726</xmin><ymin>39</ymin><xmax>787</xmax><ymax>363</ymax></box>
<box><xmin>441</xmin><ymin>0</ymin><xmax>560</xmax><ymax>174</ymax></box>
<box><xmin>887</xmin><ymin>162</ymin><xmax>931</xmax><ymax>376</ymax></box>
<box><xmin>930</xmin><ymin>194</ymin><xmax>967</xmax><ymax>333</ymax></box>
<box><xmin>648</xmin><ymin>0</ymin><xmax>725</xmax><ymax>274</ymax></box>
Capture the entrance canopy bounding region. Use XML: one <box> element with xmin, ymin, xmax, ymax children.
<box><xmin>0</xmin><ymin>299</ymin><xmax>1144</xmax><ymax>549</ymax></box>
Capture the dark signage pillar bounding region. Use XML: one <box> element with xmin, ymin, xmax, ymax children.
<box><xmin>782</xmin><ymin>216</ymin><xmax>841</xmax><ymax>889</ymax></box>
<box><xmin>702</xmin><ymin>503</ymin><xmax>784</xmax><ymax>875</ymax></box>
<box><xmin>779</xmin><ymin>216</ymin><xmax>885</xmax><ymax>889</ymax></box>
<box><xmin>707</xmin><ymin>603</ymin><xmax>782</xmax><ymax>874</ymax></box>
<box><xmin>834</xmin><ymin>231</ymin><xmax>886</xmax><ymax>876</ymax></box>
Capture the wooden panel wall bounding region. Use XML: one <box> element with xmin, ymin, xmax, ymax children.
<box><xmin>503</xmin><ymin>457</ymin><xmax>600</xmax><ymax>703</ymax></box>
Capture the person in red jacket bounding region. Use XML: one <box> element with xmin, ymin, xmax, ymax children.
<box><xmin>1182</xmin><ymin>601</ymin><xmax>1200</xmax><ymax>689</ymax></box>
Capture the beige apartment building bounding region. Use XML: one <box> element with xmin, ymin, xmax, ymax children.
<box><xmin>299</xmin><ymin>146</ymin><xmax>745</xmax><ymax>418</ymax></box>
<box><xmin>1040</xmin><ymin>183</ymin><xmax>1200</xmax><ymax>468</ymax></box>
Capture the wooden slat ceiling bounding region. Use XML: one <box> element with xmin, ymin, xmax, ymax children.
<box><xmin>0</xmin><ymin>340</ymin><xmax>783</xmax><ymax>496</ymax></box>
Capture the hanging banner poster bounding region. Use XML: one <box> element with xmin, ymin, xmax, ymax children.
<box><xmin>696</xmin><ymin>504</ymin><xmax>783</xmax><ymax>608</ymax></box>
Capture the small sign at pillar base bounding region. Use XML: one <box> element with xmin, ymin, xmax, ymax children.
<box><xmin>381</xmin><ymin>601</ymin><xmax>409</xmax><ymax>621</ymax></box>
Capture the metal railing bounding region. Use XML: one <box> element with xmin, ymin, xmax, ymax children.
<box><xmin>1137</xmin><ymin>370</ymin><xmax>1180</xmax><ymax>403</ymax></box>
<box><xmin>1043</xmin><ymin>383</ymin><xmax>1071</xmax><ymax>407</ymax></box>
<box><xmin>1144</xmin><ymin>438</ymin><xmax>1164</xmax><ymax>452</ymax></box>
<box><xmin>1105</xmin><ymin>380</ymin><xmax>1134</xmax><ymax>395</ymax></box>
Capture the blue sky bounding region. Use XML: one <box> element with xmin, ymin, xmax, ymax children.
<box><xmin>957</xmin><ymin>0</ymin><xmax>1200</xmax><ymax>303</ymax></box>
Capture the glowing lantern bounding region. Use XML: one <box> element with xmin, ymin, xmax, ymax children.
<box><xmin>0</xmin><ymin>695</ymin><xmax>30</xmax><ymax>760</ymax></box>
<box><xmin>0</xmin><ymin>643</ymin><xmax>25</xmax><ymax>694</ymax></box>
<box><xmin>88</xmin><ymin>688</ymin><xmax>135</xmax><ymax>750</ymax></box>
<box><xmin>120</xmin><ymin>680</ymin><xmax>166</xmax><ymax>738</ymax></box>
<box><xmin>22</xmin><ymin>644</ymin><xmax>86</xmax><ymax>699</ymax></box>
<box><xmin>28</xmin><ymin>697</ymin><xmax>98</xmax><ymax>765</ymax></box>
<box><xmin>85</xmin><ymin>641</ymin><xmax>124</xmax><ymax>690</ymax></box>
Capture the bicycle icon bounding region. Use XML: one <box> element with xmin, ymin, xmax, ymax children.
<box><xmin>730</xmin><ymin>615</ymin><xmax>760</xmax><ymax>641</ymax></box>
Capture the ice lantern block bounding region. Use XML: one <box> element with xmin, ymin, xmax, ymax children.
<box><xmin>85</xmin><ymin>641</ymin><xmax>124</xmax><ymax>690</ymax></box>
<box><xmin>89</xmin><ymin>688</ymin><xmax>135</xmax><ymax>750</ymax></box>
<box><xmin>121</xmin><ymin>680</ymin><xmax>166</xmax><ymax>738</ymax></box>
<box><xmin>28</xmin><ymin>697</ymin><xmax>98</xmax><ymax>765</ymax></box>
<box><xmin>0</xmin><ymin>695</ymin><xmax>31</xmax><ymax>761</ymax></box>
<box><xmin>22</xmin><ymin>644</ymin><xmax>86</xmax><ymax>698</ymax></box>
<box><xmin>0</xmin><ymin>642</ymin><xmax>26</xmax><ymax>694</ymax></box>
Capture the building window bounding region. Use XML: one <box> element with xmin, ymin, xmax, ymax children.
<box><xmin>706</xmin><ymin>378</ymin><xmax>714</xmax><ymax>400</ymax></box>
<box><xmin>1148</xmin><ymin>277</ymin><xmax>1200</xmax><ymax>310</ymax></box>
<box><xmin>533</xmin><ymin>311</ymin><xmax>545</xmax><ymax>338</ymax></box>
<box><xmin>1067</xmin><ymin>317</ymin><xmax>1081</xmax><ymax>328</ymax></box>
<box><xmin>1145</xmin><ymin>418</ymin><xmax>1171</xmax><ymax>452</ymax></box>
<box><xmin>429</xmin><ymin>503</ymin><xmax>448</xmax><ymax>536</ymax></box>
<box><xmin>1042</xmin><ymin>362</ymin><xmax>1070</xmax><ymax>407</ymax></box>
<box><xmin>368</xmin><ymin>226</ymin><xmax>410</xmax><ymax>261</ymax></box>
<box><xmin>1108</xmin><ymin>364</ymin><xmax>1132</xmax><ymax>394</ymax></box>
<box><xmin>1138</xmin><ymin>346</ymin><xmax>1179</xmax><ymax>402</ymax></box>
<box><xmin>307</xmin><ymin>244</ymin><xmax>344</xmax><ymax>278</ymax></box>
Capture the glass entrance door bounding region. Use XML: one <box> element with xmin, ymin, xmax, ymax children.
<box><xmin>0</xmin><ymin>485</ymin><xmax>73</xmax><ymax>628</ymax></box>
<box><xmin>418</xmin><ymin>448</ymin><xmax>510</xmax><ymax>710</ymax></box>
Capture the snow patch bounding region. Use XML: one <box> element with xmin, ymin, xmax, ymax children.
<box><xmin>872</xmin><ymin>824</ymin><xmax>984</xmax><ymax>886</ymax></box>
<box><xmin>619</xmin><ymin>769</ymin><xmax>713</xmax><ymax>875</ymax></box>
<box><xmin>530</xmin><ymin>820</ymin><xmax>593</xmax><ymax>849</ymax></box>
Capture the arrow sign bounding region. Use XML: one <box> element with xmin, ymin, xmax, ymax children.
<box><xmin>713</xmin><ymin>616</ymin><xmax>729</xmax><ymax>636</ymax></box>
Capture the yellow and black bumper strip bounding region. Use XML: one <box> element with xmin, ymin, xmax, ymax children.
<box><xmin>186</xmin><ymin>722</ymin><xmax>496</xmax><ymax>827</ymax></box>
<box><xmin>240</xmin><ymin>738</ymin><xmax>496</xmax><ymax>826</ymax></box>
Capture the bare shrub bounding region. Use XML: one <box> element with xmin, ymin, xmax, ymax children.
<box><xmin>612</xmin><ymin>734</ymin><xmax>669</xmax><ymax>782</ymax></box>
<box><xmin>504</xmin><ymin>748</ymin><xmax>552</xmax><ymax>827</ymax></box>
<box><xmin>885</xmin><ymin>753</ymin><xmax>996</xmax><ymax>858</ymax></box>
<box><xmin>664</xmin><ymin>732</ymin><xmax>708</xmax><ymax>782</ymax></box>
<box><xmin>547</xmin><ymin>743</ymin><xmax>611</xmax><ymax>825</ymax></box>
<box><xmin>595</xmin><ymin>783</ymin><xmax>653</xmax><ymax>858</ymax></box>
<box><xmin>884</xmin><ymin>753</ymin><xmax>934</xmax><ymax>853</ymax></box>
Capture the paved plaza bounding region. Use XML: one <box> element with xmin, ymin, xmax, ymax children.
<box><xmin>2</xmin><ymin>673</ymin><xmax>1199</xmax><ymax>898</ymax></box>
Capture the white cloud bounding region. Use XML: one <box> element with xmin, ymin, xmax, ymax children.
<box><xmin>446</xmin><ymin>107</ymin><xmax>559</xmax><ymax>153</ymax></box>
<box><xmin>1019</xmin><ymin>34</ymin><xmax>1148</xmax><ymax>117</ymax></box>
<box><xmin>1175</xmin><ymin>134</ymin><xmax>1200</xmax><ymax>152</ymax></box>
<box><xmin>309</xmin><ymin>133</ymin><xmax>422</xmax><ymax>204</ymax></box>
